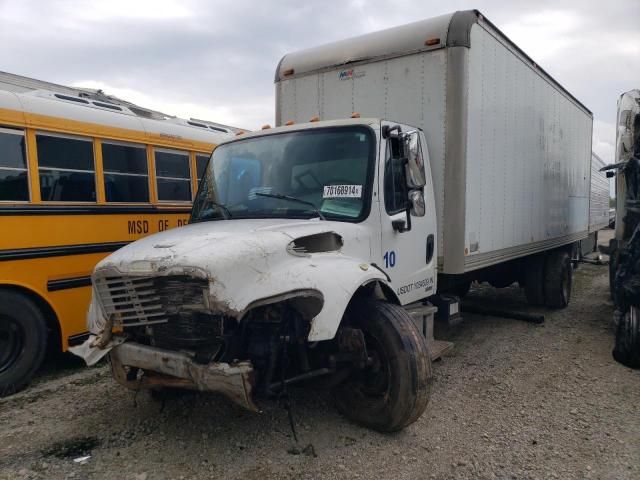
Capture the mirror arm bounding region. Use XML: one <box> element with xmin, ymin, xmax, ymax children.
<box><xmin>392</xmin><ymin>156</ymin><xmax>412</xmax><ymax>233</ymax></box>
<box><xmin>404</xmin><ymin>204</ymin><xmax>412</xmax><ymax>231</ymax></box>
<box><xmin>392</xmin><ymin>204</ymin><xmax>412</xmax><ymax>233</ymax></box>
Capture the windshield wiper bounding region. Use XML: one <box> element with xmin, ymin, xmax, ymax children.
<box><xmin>255</xmin><ymin>192</ymin><xmax>325</xmax><ymax>220</ymax></box>
<box><xmin>211</xmin><ymin>201</ymin><xmax>232</xmax><ymax>219</ymax></box>
<box><xmin>194</xmin><ymin>199</ymin><xmax>232</xmax><ymax>221</ymax></box>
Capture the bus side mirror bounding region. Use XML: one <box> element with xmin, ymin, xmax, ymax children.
<box><xmin>606</xmin><ymin>171</ymin><xmax>615</xmax><ymax>178</ymax></box>
<box><xmin>403</xmin><ymin>132</ymin><xmax>426</xmax><ymax>188</ymax></box>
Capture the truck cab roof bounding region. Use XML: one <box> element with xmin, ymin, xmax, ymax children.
<box><xmin>223</xmin><ymin>117</ymin><xmax>382</xmax><ymax>144</ymax></box>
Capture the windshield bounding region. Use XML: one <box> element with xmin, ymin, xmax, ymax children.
<box><xmin>191</xmin><ymin>126</ymin><xmax>375</xmax><ymax>222</ymax></box>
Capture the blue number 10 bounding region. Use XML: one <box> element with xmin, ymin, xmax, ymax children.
<box><xmin>383</xmin><ymin>250</ymin><xmax>396</xmax><ymax>268</ymax></box>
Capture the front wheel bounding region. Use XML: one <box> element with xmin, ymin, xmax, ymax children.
<box><xmin>333</xmin><ymin>299</ymin><xmax>432</xmax><ymax>432</ymax></box>
<box><xmin>609</xmin><ymin>250</ymin><xmax>619</xmax><ymax>301</ymax></box>
<box><xmin>613</xmin><ymin>306</ymin><xmax>640</xmax><ymax>368</ymax></box>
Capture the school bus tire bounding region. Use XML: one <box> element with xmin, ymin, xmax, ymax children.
<box><xmin>0</xmin><ymin>290</ymin><xmax>48</xmax><ymax>397</ymax></box>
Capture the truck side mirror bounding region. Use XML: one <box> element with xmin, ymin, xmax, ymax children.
<box><xmin>403</xmin><ymin>132</ymin><xmax>426</xmax><ymax>188</ymax></box>
<box><xmin>409</xmin><ymin>190</ymin><xmax>425</xmax><ymax>217</ymax></box>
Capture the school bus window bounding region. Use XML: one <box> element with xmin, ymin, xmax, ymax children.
<box><xmin>0</xmin><ymin>127</ymin><xmax>29</xmax><ymax>201</ymax></box>
<box><xmin>196</xmin><ymin>154</ymin><xmax>209</xmax><ymax>182</ymax></box>
<box><xmin>37</xmin><ymin>133</ymin><xmax>96</xmax><ymax>202</ymax></box>
<box><xmin>102</xmin><ymin>142</ymin><xmax>149</xmax><ymax>203</ymax></box>
<box><xmin>154</xmin><ymin>149</ymin><xmax>191</xmax><ymax>201</ymax></box>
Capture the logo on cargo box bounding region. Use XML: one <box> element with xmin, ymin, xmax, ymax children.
<box><xmin>338</xmin><ymin>69</ymin><xmax>365</xmax><ymax>80</ymax></box>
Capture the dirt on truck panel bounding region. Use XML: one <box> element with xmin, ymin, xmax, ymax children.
<box><xmin>1</xmin><ymin>230</ymin><xmax>639</xmax><ymax>480</ymax></box>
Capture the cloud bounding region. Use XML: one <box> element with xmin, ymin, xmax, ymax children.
<box><xmin>1</xmin><ymin>0</ymin><xmax>638</xmax><ymax>153</ymax></box>
<box><xmin>593</xmin><ymin>119</ymin><xmax>616</xmax><ymax>164</ymax></box>
<box><xmin>501</xmin><ymin>10</ymin><xmax>582</xmax><ymax>63</ymax></box>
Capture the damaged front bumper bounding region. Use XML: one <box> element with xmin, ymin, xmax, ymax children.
<box><xmin>72</xmin><ymin>336</ymin><xmax>257</xmax><ymax>411</ymax></box>
<box><xmin>111</xmin><ymin>342</ymin><xmax>257</xmax><ymax>411</ymax></box>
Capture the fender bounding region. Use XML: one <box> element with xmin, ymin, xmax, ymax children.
<box><xmin>204</xmin><ymin>253</ymin><xmax>391</xmax><ymax>341</ymax></box>
<box><xmin>236</xmin><ymin>255</ymin><xmax>392</xmax><ymax>341</ymax></box>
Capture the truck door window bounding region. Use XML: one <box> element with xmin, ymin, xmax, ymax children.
<box><xmin>384</xmin><ymin>138</ymin><xmax>408</xmax><ymax>214</ymax></box>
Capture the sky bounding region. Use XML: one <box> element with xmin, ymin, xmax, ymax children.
<box><xmin>1</xmin><ymin>0</ymin><xmax>639</xmax><ymax>164</ymax></box>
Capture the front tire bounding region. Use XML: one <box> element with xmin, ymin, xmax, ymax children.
<box><xmin>609</xmin><ymin>250</ymin><xmax>619</xmax><ymax>302</ymax></box>
<box><xmin>333</xmin><ymin>299</ymin><xmax>432</xmax><ymax>432</ymax></box>
<box><xmin>613</xmin><ymin>306</ymin><xmax>640</xmax><ymax>368</ymax></box>
<box><xmin>0</xmin><ymin>290</ymin><xmax>48</xmax><ymax>396</ymax></box>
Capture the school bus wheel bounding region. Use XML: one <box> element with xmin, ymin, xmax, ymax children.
<box><xmin>0</xmin><ymin>290</ymin><xmax>48</xmax><ymax>397</ymax></box>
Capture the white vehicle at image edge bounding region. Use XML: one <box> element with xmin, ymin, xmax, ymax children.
<box><xmin>606</xmin><ymin>89</ymin><xmax>640</xmax><ymax>368</ymax></box>
<box><xmin>73</xmin><ymin>10</ymin><xmax>597</xmax><ymax>431</ymax></box>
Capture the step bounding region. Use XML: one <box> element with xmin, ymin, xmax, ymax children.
<box><xmin>405</xmin><ymin>302</ymin><xmax>454</xmax><ymax>361</ymax></box>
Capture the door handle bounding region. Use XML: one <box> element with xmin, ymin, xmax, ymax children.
<box><xmin>426</xmin><ymin>234</ymin><xmax>434</xmax><ymax>264</ymax></box>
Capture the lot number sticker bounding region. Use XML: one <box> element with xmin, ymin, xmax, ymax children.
<box><xmin>323</xmin><ymin>185</ymin><xmax>362</xmax><ymax>198</ymax></box>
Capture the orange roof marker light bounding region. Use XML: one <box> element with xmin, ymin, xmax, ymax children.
<box><xmin>235</xmin><ymin>130</ymin><xmax>246</xmax><ymax>136</ymax></box>
<box><xmin>350</xmin><ymin>112</ymin><xmax>361</xmax><ymax>118</ymax></box>
<box><xmin>309</xmin><ymin>116</ymin><xmax>320</xmax><ymax>122</ymax></box>
<box><xmin>282</xmin><ymin>68</ymin><xmax>295</xmax><ymax>77</ymax></box>
<box><xmin>261</xmin><ymin>124</ymin><xmax>271</xmax><ymax>130</ymax></box>
<box><xmin>424</xmin><ymin>37</ymin><xmax>440</xmax><ymax>46</ymax></box>
<box><xmin>285</xmin><ymin>120</ymin><xmax>295</xmax><ymax>126</ymax></box>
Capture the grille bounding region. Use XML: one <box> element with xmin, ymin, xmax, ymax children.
<box><xmin>152</xmin><ymin>312</ymin><xmax>225</xmax><ymax>350</ymax></box>
<box><xmin>94</xmin><ymin>274</ymin><xmax>209</xmax><ymax>328</ymax></box>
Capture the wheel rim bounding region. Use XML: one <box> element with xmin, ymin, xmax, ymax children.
<box><xmin>0</xmin><ymin>314</ymin><xmax>24</xmax><ymax>374</ymax></box>
<box><xmin>357</xmin><ymin>334</ymin><xmax>390</xmax><ymax>397</ymax></box>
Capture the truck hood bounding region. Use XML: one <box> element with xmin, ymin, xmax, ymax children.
<box><xmin>93</xmin><ymin>218</ymin><xmax>383</xmax><ymax>340</ymax></box>
<box><xmin>98</xmin><ymin>218</ymin><xmax>372</xmax><ymax>274</ymax></box>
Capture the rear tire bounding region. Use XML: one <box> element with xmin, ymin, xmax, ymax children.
<box><xmin>0</xmin><ymin>290</ymin><xmax>48</xmax><ymax>396</ymax></box>
<box><xmin>613</xmin><ymin>306</ymin><xmax>640</xmax><ymax>368</ymax></box>
<box><xmin>333</xmin><ymin>299</ymin><xmax>432</xmax><ymax>432</ymax></box>
<box><xmin>524</xmin><ymin>255</ymin><xmax>545</xmax><ymax>306</ymax></box>
<box><xmin>609</xmin><ymin>250</ymin><xmax>619</xmax><ymax>302</ymax></box>
<box><xmin>543</xmin><ymin>250</ymin><xmax>572</xmax><ymax>309</ymax></box>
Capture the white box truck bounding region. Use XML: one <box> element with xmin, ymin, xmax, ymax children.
<box><xmin>276</xmin><ymin>9</ymin><xmax>593</xmax><ymax>303</ymax></box>
<box><xmin>73</xmin><ymin>10</ymin><xmax>594</xmax><ymax>431</ymax></box>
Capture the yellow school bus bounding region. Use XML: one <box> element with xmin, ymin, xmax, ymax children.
<box><xmin>0</xmin><ymin>77</ymin><xmax>234</xmax><ymax>394</ymax></box>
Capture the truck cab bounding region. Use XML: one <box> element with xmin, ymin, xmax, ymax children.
<box><xmin>74</xmin><ymin>118</ymin><xmax>439</xmax><ymax>432</ymax></box>
<box><xmin>606</xmin><ymin>89</ymin><xmax>640</xmax><ymax>368</ymax></box>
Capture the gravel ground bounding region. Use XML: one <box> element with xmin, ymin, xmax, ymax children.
<box><xmin>1</xmin><ymin>230</ymin><xmax>639</xmax><ymax>480</ymax></box>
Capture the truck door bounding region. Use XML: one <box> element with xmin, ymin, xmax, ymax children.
<box><xmin>378</xmin><ymin>122</ymin><xmax>437</xmax><ymax>305</ymax></box>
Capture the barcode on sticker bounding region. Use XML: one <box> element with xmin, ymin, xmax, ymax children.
<box><xmin>323</xmin><ymin>185</ymin><xmax>362</xmax><ymax>198</ymax></box>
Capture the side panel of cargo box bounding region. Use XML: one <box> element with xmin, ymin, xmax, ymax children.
<box><xmin>588</xmin><ymin>153</ymin><xmax>610</xmax><ymax>233</ymax></box>
<box><xmin>458</xmin><ymin>24</ymin><xmax>593</xmax><ymax>274</ymax></box>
